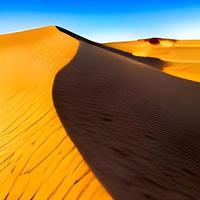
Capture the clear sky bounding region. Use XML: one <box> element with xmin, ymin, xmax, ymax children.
<box><xmin>1</xmin><ymin>1</ymin><xmax>200</xmax><ymax>42</ymax></box>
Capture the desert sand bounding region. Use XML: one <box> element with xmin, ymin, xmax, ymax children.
<box><xmin>1</xmin><ymin>25</ymin><xmax>200</xmax><ymax>200</ymax></box>
<box><xmin>54</xmin><ymin>33</ymin><xmax>200</xmax><ymax>199</ymax></box>
<box><xmin>0</xmin><ymin>26</ymin><xmax>111</xmax><ymax>200</ymax></box>
<box><xmin>106</xmin><ymin>38</ymin><xmax>200</xmax><ymax>82</ymax></box>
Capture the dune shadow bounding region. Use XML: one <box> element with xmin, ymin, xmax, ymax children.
<box><xmin>53</xmin><ymin>38</ymin><xmax>200</xmax><ymax>200</ymax></box>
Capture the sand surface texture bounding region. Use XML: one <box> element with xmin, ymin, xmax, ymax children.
<box><xmin>0</xmin><ymin>26</ymin><xmax>111</xmax><ymax>200</ymax></box>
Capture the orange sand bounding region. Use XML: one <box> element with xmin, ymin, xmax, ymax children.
<box><xmin>0</xmin><ymin>26</ymin><xmax>112</xmax><ymax>200</ymax></box>
<box><xmin>106</xmin><ymin>39</ymin><xmax>200</xmax><ymax>82</ymax></box>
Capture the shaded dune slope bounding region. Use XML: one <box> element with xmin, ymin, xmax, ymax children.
<box><xmin>53</xmin><ymin>40</ymin><xmax>200</xmax><ymax>200</ymax></box>
<box><xmin>106</xmin><ymin>39</ymin><xmax>200</xmax><ymax>83</ymax></box>
<box><xmin>0</xmin><ymin>26</ymin><xmax>112</xmax><ymax>200</ymax></box>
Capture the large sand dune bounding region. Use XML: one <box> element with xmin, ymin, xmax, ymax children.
<box><xmin>1</xmin><ymin>26</ymin><xmax>200</xmax><ymax>200</ymax></box>
<box><xmin>0</xmin><ymin>26</ymin><xmax>111</xmax><ymax>200</ymax></box>
<box><xmin>106</xmin><ymin>38</ymin><xmax>200</xmax><ymax>82</ymax></box>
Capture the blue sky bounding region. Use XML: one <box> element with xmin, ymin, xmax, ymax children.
<box><xmin>1</xmin><ymin>1</ymin><xmax>200</xmax><ymax>42</ymax></box>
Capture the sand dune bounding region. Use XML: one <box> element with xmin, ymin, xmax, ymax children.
<box><xmin>106</xmin><ymin>38</ymin><xmax>200</xmax><ymax>82</ymax></box>
<box><xmin>0</xmin><ymin>26</ymin><xmax>111</xmax><ymax>200</ymax></box>
<box><xmin>1</xmin><ymin>26</ymin><xmax>200</xmax><ymax>200</ymax></box>
<box><xmin>53</xmin><ymin>37</ymin><xmax>200</xmax><ymax>199</ymax></box>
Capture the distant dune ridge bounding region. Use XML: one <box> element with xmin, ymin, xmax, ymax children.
<box><xmin>0</xmin><ymin>26</ymin><xmax>200</xmax><ymax>200</ymax></box>
<box><xmin>106</xmin><ymin>38</ymin><xmax>200</xmax><ymax>82</ymax></box>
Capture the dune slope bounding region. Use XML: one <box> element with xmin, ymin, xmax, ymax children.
<box><xmin>53</xmin><ymin>40</ymin><xmax>200</xmax><ymax>200</ymax></box>
<box><xmin>0</xmin><ymin>26</ymin><xmax>112</xmax><ymax>200</ymax></box>
<box><xmin>106</xmin><ymin>38</ymin><xmax>200</xmax><ymax>82</ymax></box>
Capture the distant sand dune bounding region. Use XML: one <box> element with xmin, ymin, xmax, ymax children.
<box><xmin>106</xmin><ymin>38</ymin><xmax>200</xmax><ymax>82</ymax></box>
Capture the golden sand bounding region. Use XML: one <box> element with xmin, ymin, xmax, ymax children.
<box><xmin>0</xmin><ymin>26</ymin><xmax>112</xmax><ymax>200</ymax></box>
<box><xmin>106</xmin><ymin>39</ymin><xmax>200</xmax><ymax>82</ymax></box>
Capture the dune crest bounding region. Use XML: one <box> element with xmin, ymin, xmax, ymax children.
<box><xmin>0</xmin><ymin>26</ymin><xmax>112</xmax><ymax>199</ymax></box>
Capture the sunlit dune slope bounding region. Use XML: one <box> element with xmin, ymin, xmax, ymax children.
<box><xmin>0</xmin><ymin>26</ymin><xmax>112</xmax><ymax>200</ymax></box>
<box><xmin>105</xmin><ymin>38</ymin><xmax>200</xmax><ymax>82</ymax></box>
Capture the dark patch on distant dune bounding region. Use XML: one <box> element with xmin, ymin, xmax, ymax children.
<box><xmin>53</xmin><ymin>40</ymin><xmax>200</xmax><ymax>200</ymax></box>
<box><xmin>145</xmin><ymin>38</ymin><xmax>161</xmax><ymax>45</ymax></box>
<box><xmin>56</xmin><ymin>26</ymin><xmax>166</xmax><ymax>70</ymax></box>
<box><xmin>142</xmin><ymin>37</ymin><xmax>177</xmax><ymax>45</ymax></box>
